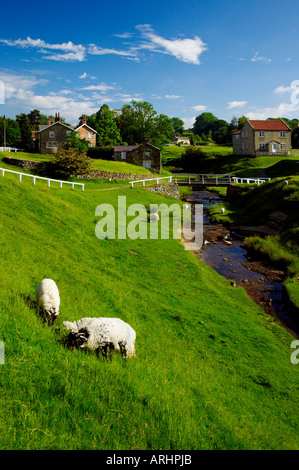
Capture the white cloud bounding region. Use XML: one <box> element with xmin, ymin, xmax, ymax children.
<box><xmin>79</xmin><ymin>72</ymin><xmax>87</xmax><ymax>79</ymax></box>
<box><xmin>165</xmin><ymin>94</ymin><xmax>183</xmax><ymax>100</ymax></box>
<box><xmin>79</xmin><ymin>83</ymin><xmax>117</xmax><ymax>92</ymax></box>
<box><xmin>191</xmin><ymin>105</ymin><xmax>207</xmax><ymax>111</ymax></box>
<box><xmin>182</xmin><ymin>116</ymin><xmax>196</xmax><ymax>129</ymax></box>
<box><xmin>0</xmin><ymin>36</ymin><xmax>86</xmax><ymax>61</ymax></box>
<box><xmin>136</xmin><ymin>24</ymin><xmax>207</xmax><ymax>65</ymax></box>
<box><xmin>88</xmin><ymin>44</ymin><xmax>138</xmax><ymax>58</ymax></box>
<box><xmin>251</xmin><ymin>52</ymin><xmax>272</xmax><ymax>64</ymax></box>
<box><xmin>114</xmin><ymin>32</ymin><xmax>133</xmax><ymax>39</ymax></box>
<box><xmin>246</xmin><ymin>102</ymin><xmax>299</xmax><ymax>120</ymax></box>
<box><xmin>227</xmin><ymin>100</ymin><xmax>248</xmax><ymax>109</ymax></box>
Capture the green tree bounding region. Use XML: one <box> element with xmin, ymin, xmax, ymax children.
<box><xmin>16</xmin><ymin>113</ymin><xmax>33</xmax><ymax>151</ymax></box>
<box><xmin>237</xmin><ymin>115</ymin><xmax>248</xmax><ymax>130</ymax></box>
<box><xmin>0</xmin><ymin>117</ymin><xmax>20</xmax><ymax>147</ymax></box>
<box><xmin>27</xmin><ymin>109</ymin><xmax>49</xmax><ymax>130</ymax></box>
<box><xmin>64</xmin><ymin>130</ymin><xmax>90</xmax><ymax>151</ymax></box>
<box><xmin>171</xmin><ymin>117</ymin><xmax>184</xmax><ymax>136</ymax></box>
<box><xmin>94</xmin><ymin>104</ymin><xmax>121</xmax><ymax>146</ymax></box>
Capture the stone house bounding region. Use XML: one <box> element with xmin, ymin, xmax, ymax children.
<box><xmin>113</xmin><ymin>142</ymin><xmax>161</xmax><ymax>173</ymax></box>
<box><xmin>75</xmin><ymin>114</ymin><xmax>97</xmax><ymax>147</ymax></box>
<box><xmin>233</xmin><ymin>119</ymin><xmax>291</xmax><ymax>156</ymax></box>
<box><xmin>171</xmin><ymin>136</ymin><xmax>191</xmax><ymax>145</ymax></box>
<box><xmin>35</xmin><ymin>113</ymin><xmax>97</xmax><ymax>154</ymax></box>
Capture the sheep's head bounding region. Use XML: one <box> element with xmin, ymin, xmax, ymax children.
<box><xmin>67</xmin><ymin>328</ymin><xmax>89</xmax><ymax>348</ymax></box>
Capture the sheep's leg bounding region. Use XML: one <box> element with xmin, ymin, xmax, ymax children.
<box><xmin>101</xmin><ymin>345</ymin><xmax>108</xmax><ymax>361</ymax></box>
<box><xmin>119</xmin><ymin>341</ymin><xmax>127</xmax><ymax>361</ymax></box>
<box><xmin>108</xmin><ymin>343</ymin><xmax>115</xmax><ymax>361</ymax></box>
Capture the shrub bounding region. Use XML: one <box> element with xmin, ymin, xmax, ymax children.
<box><xmin>86</xmin><ymin>146</ymin><xmax>114</xmax><ymax>160</ymax></box>
<box><xmin>53</xmin><ymin>149</ymin><xmax>92</xmax><ymax>179</ymax></box>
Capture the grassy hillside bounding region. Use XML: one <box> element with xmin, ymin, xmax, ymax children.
<box><xmin>0</xmin><ymin>172</ymin><xmax>298</xmax><ymax>450</ymax></box>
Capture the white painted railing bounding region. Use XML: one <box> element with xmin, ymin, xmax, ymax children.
<box><xmin>0</xmin><ymin>147</ymin><xmax>18</xmax><ymax>152</ymax></box>
<box><xmin>0</xmin><ymin>167</ymin><xmax>85</xmax><ymax>191</ymax></box>
<box><xmin>129</xmin><ymin>175</ymin><xmax>172</xmax><ymax>188</ymax></box>
<box><xmin>232</xmin><ymin>176</ymin><xmax>271</xmax><ymax>185</ymax></box>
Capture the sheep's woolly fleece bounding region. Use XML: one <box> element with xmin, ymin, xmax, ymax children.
<box><xmin>36</xmin><ymin>278</ymin><xmax>60</xmax><ymax>316</ymax></box>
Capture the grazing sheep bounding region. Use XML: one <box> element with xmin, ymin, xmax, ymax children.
<box><xmin>183</xmin><ymin>204</ymin><xmax>189</xmax><ymax>210</ymax></box>
<box><xmin>282</xmin><ymin>180</ymin><xmax>289</xmax><ymax>186</ymax></box>
<box><xmin>221</xmin><ymin>207</ymin><xmax>225</xmax><ymax>214</ymax></box>
<box><xmin>36</xmin><ymin>279</ymin><xmax>60</xmax><ymax>325</ymax></box>
<box><xmin>150</xmin><ymin>212</ymin><xmax>159</xmax><ymax>222</ymax></box>
<box><xmin>64</xmin><ymin>317</ymin><xmax>136</xmax><ymax>361</ymax></box>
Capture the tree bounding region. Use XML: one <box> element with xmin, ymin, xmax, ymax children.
<box><xmin>0</xmin><ymin>117</ymin><xmax>20</xmax><ymax>147</ymax></box>
<box><xmin>64</xmin><ymin>130</ymin><xmax>90</xmax><ymax>151</ymax></box>
<box><xmin>171</xmin><ymin>117</ymin><xmax>184</xmax><ymax>135</ymax></box>
<box><xmin>27</xmin><ymin>109</ymin><xmax>49</xmax><ymax>130</ymax></box>
<box><xmin>237</xmin><ymin>115</ymin><xmax>248</xmax><ymax>130</ymax></box>
<box><xmin>193</xmin><ymin>112</ymin><xmax>218</xmax><ymax>136</ymax></box>
<box><xmin>16</xmin><ymin>113</ymin><xmax>33</xmax><ymax>150</ymax></box>
<box><xmin>117</xmin><ymin>101</ymin><xmax>157</xmax><ymax>144</ymax></box>
<box><xmin>94</xmin><ymin>104</ymin><xmax>121</xmax><ymax>146</ymax></box>
<box><xmin>151</xmin><ymin>114</ymin><xmax>174</xmax><ymax>148</ymax></box>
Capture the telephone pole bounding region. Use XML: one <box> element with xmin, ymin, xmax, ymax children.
<box><xmin>3</xmin><ymin>115</ymin><xmax>6</xmax><ymax>147</ymax></box>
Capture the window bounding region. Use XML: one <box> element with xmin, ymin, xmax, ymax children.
<box><xmin>241</xmin><ymin>143</ymin><xmax>244</xmax><ymax>150</ymax></box>
<box><xmin>259</xmin><ymin>131</ymin><xmax>265</xmax><ymax>137</ymax></box>
<box><xmin>89</xmin><ymin>132</ymin><xmax>93</xmax><ymax>139</ymax></box>
<box><xmin>280</xmin><ymin>131</ymin><xmax>286</xmax><ymax>138</ymax></box>
<box><xmin>46</xmin><ymin>141</ymin><xmax>58</xmax><ymax>149</ymax></box>
<box><xmin>234</xmin><ymin>134</ymin><xmax>239</xmax><ymax>140</ymax></box>
<box><xmin>66</xmin><ymin>131</ymin><xmax>71</xmax><ymax>136</ymax></box>
<box><xmin>143</xmin><ymin>151</ymin><xmax>151</xmax><ymax>158</ymax></box>
<box><xmin>245</xmin><ymin>131</ymin><xmax>248</xmax><ymax>138</ymax></box>
<box><xmin>49</xmin><ymin>130</ymin><xmax>54</xmax><ymax>138</ymax></box>
<box><xmin>143</xmin><ymin>161</ymin><xmax>151</xmax><ymax>169</ymax></box>
<box><xmin>259</xmin><ymin>143</ymin><xmax>265</xmax><ymax>150</ymax></box>
<box><xmin>280</xmin><ymin>143</ymin><xmax>286</xmax><ymax>150</ymax></box>
<box><xmin>121</xmin><ymin>152</ymin><xmax>126</xmax><ymax>160</ymax></box>
<box><xmin>241</xmin><ymin>132</ymin><xmax>244</xmax><ymax>139</ymax></box>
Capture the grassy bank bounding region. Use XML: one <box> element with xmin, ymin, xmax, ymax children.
<box><xmin>0</xmin><ymin>171</ymin><xmax>298</xmax><ymax>450</ymax></box>
<box><xmin>209</xmin><ymin>177</ymin><xmax>299</xmax><ymax>309</ymax></box>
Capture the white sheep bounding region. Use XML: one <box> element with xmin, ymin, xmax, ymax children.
<box><xmin>221</xmin><ymin>207</ymin><xmax>225</xmax><ymax>214</ymax></box>
<box><xmin>150</xmin><ymin>212</ymin><xmax>159</xmax><ymax>222</ymax></box>
<box><xmin>64</xmin><ymin>317</ymin><xmax>136</xmax><ymax>361</ymax></box>
<box><xmin>183</xmin><ymin>204</ymin><xmax>189</xmax><ymax>210</ymax></box>
<box><xmin>36</xmin><ymin>278</ymin><xmax>60</xmax><ymax>325</ymax></box>
<box><xmin>282</xmin><ymin>180</ymin><xmax>289</xmax><ymax>186</ymax></box>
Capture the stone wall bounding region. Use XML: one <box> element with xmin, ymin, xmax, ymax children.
<box><xmin>146</xmin><ymin>183</ymin><xmax>180</xmax><ymax>199</ymax></box>
<box><xmin>3</xmin><ymin>157</ymin><xmax>49</xmax><ymax>175</ymax></box>
<box><xmin>78</xmin><ymin>170</ymin><xmax>153</xmax><ymax>181</ymax></box>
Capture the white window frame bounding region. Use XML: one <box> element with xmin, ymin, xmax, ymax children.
<box><xmin>280</xmin><ymin>131</ymin><xmax>286</xmax><ymax>138</ymax></box>
<box><xmin>143</xmin><ymin>161</ymin><xmax>151</xmax><ymax>169</ymax></box>
<box><xmin>259</xmin><ymin>143</ymin><xmax>265</xmax><ymax>150</ymax></box>
<box><xmin>280</xmin><ymin>143</ymin><xmax>286</xmax><ymax>150</ymax></box>
<box><xmin>143</xmin><ymin>151</ymin><xmax>151</xmax><ymax>158</ymax></box>
<box><xmin>88</xmin><ymin>132</ymin><xmax>93</xmax><ymax>139</ymax></box>
<box><xmin>49</xmin><ymin>130</ymin><xmax>55</xmax><ymax>138</ymax></box>
<box><xmin>259</xmin><ymin>131</ymin><xmax>265</xmax><ymax>137</ymax></box>
<box><xmin>121</xmin><ymin>152</ymin><xmax>126</xmax><ymax>160</ymax></box>
<box><xmin>241</xmin><ymin>143</ymin><xmax>245</xmax><ymax>150</ymax></box>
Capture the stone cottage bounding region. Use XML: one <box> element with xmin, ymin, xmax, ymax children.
<box><xmin>113</xmin><ymin>142</ymin><xmax>161</xmax><ymax>173</ymax></box>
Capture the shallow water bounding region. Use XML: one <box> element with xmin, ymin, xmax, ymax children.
<box><xmin>186</xmin><ymin>190</ymin><xmax>299</xmax><ymax>338</ymax></box>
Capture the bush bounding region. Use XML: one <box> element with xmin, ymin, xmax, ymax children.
<box><xmin>53</xmin><ymin>149</ymin><xmax>92</xmax><ymax>179</ymax></box>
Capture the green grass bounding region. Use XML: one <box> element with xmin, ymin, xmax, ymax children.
<box><xmin>0</xmin><ymin>171</ymin><xmax>298</xmax><ymax>450</ymax></box>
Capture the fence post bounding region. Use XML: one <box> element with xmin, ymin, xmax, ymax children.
<box><xmin>82</xmin><ymin>184</ymin><xmax>84</xmax><ymax>191</ymax></box>
<box><xmin>60</xmin><ymin>182</ymin><xmax>63</xmax><ymax>189</ymax></box>
<box><xmin>1</xmin><ymin>169</ymin><xmax>4</xmax><ymax>177</ymax></box>
<box><xmin>143</xmin><ymin>180</ymin><xmax>145</xmax><ymax>187</ymax></box>
<box><xmin>188</xmin><ymin>176</ymin><xmax>191</xmax><ymax>184</ymax></box>
<box><xmin>47</xmin><ymin>179</ymin><xmax>50</xmax><ymax>187</ymax></box>
<box><xmin>216</xmin><ymin>175</ymin><xmax>218</xmax><ymax>185</ymax></box>
<box><xmin>19</xmin><ymin>174</ymin><xmax>22</xmax><ymax>182</ymax></box>
<box><xmin>33</xmin><ymin>177</ymin><xmax>36</xmax><ymax>185</ymax></box>
<box><xmin>71</xmin><ymin>183</ymin><xmax>74</xmax><ymax>190</ymax></box>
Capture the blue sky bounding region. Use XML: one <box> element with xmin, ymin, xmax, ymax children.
<box><xmin>0</xmin><ymin>0</ymin><xmax>299</xmax><ymax>127</ymax></box>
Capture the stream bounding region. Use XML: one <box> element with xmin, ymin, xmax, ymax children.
<box><xmin>184</xmin><ymin>190</ymin><xmax>299</xmax><ymax>339</ymax></box>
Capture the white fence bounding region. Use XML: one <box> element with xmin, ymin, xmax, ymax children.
<box><xmin>0</xmin><ymin>167</ymin><xmax>85</xmax><ymax>191</ymax></box>
<box><xmin>231</xmin><ymin>176</ymin><xmax>271</xmax><ymax>185</ymax></box>
<box><xmin>129</xmin><ymin>176</ymin><xmax>172</xmax><ymax>188</ymax></box>
<box><xmin>0</xmin><ymin>147</ymin><xmax>18</xmax><ymax>152</ymax></box>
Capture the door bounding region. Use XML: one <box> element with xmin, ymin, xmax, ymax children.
<box><xmin>272</xmin><ymin>143</ymin><xmax>277</xmax><ymax>153</ymax></box>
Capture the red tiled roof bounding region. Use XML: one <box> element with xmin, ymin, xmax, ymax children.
<box><xmin>248</xmin><ymin>120</ymin><xmax>290</xmax><ymax>131</ymax></box>
<box><xmin>233</xmin><ymin>131</ymin><xmax>240</xmax><ymax>134</ymax></box>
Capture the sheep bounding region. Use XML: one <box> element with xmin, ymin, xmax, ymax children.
<box><xmin>64</xmin><ymin>317</ymin><xmax>136</xmax><ymax>361</ymax></box>
<box><xmin>282</xmin><ymin>180</ymin><xmax>289</xmax><ymax>186</ymax></box>
<box><xmin>36</xmin><ymin>278</ymin><xmax>60</xmax><ymax>325</ymax></box>
<box><xmin>150</xmin><ymin>212</ymin><xmax>159</xmax><ymax>222</ymax></box>
<box><xmin>183</xmin><ymin>204</ymin><xmax>189</xmax><ymax>210</ymax></box>
<box><xmin>221</xmin><ymin>207</ymin><xmax>225</xmax><ymax>214</ymax></box>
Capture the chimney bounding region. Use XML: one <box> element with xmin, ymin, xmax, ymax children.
<box><xmin>81</xmin><ymin>114</ymin><xmax>87</xmax><ymax>125</ymax></box>
<box><xmin>55</xmin><ymin>112</ymin><xmax>61</xmax><ymax>122</ymax></box>
<box><xmin>48</xmin><ymin>116</ymin><xmax>53</xmax><ymax>126</ymax></box>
